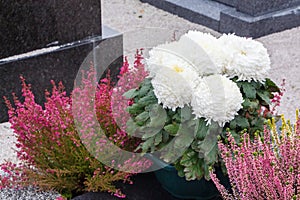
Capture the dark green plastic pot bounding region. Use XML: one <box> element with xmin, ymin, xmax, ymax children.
<box><xmin>146</xmin><ymin>154</ymin><xmax>230</xmax><ymax>200</ymax></box>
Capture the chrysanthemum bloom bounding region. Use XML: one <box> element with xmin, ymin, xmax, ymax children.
<box><xmin>219</xmin><ymin>34</ymin><xmax>271</xmax><ymax>82</ymax></box>
<box><xmin>146</xmin><ymin>36</ymin><xmax>219</xmax><ymax>78</ymax></box>
<box><xmin>191</xmin><ymin>74</ymin><xmax>243</xmax><ymax>126</ymax></box>
<box><xmin>151</xmin><ymin>66</ymin><xmax>193</xmax><ymax>111</ymax></box>
<box><xmin>184</xmin><ymin>30</ymin><xmax>228</xmax><ymax>73</ymax></box>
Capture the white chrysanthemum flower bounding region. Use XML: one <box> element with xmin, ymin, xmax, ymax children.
<box><xmin>147</xmin><ymin>49</ymin><xmax>198</xmax><ymax>87</ymax></box>
<box><xmin>219</xmin><ymin>34</ymin><xmax>271</xmax><ymax>82</ymax></box>
<box><xmin>146</xmin><ymin>36</ymin><xmax>219</xmax><ymax>78</ymax></box>
<box><xmin>184</xmin><ymin>31</ymin><xmax>228</xmax><ymax>73</ymax></box>
<box><xmin>151</xmin><ymin>66</ymin><xmax>194</xmax><ymax>111</ymax></box>
<box><xmin>191</xmin><ymin>75</ymin><xmax>243</xmax><ymax>126</ymax></box>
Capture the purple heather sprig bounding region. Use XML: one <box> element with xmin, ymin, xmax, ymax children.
<box><xmin>1</xmin><ymin>51</ymin><xmax>152</xmax><ymax>198</ymax></box>
<box><xmin>210</xmin><ymin>114</ymin><xmax>300</xmax><ymax>200</ymax></box>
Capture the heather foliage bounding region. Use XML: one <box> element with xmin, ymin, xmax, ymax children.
<box><xmin>0</xmin><ymin>51</ymin><xmax>151</xmax><ymax>199</ymax></box>
<box><xmin>210</xmin><ymin>114</ymin><xmax>300</xmax><ymax>200</ymax></box>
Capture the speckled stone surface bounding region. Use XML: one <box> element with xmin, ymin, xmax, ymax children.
<box><xmin>0</xmin><ymin>26</ymin><xmax>123</xmax><ymax>123</ymax></box>
<box><xmin>219</xmin><ymin>5</ymin><xmax>300</xmax><ymax>38</ymax></box>
<box><xmin>214</xmin><ymin>0</ymin><xmax>236</xmax><ymax>7</ymax></box>
<box><xmin>0</xmin><ymin>0</ymin><xmax>102</xmax><ymax>58</ymax></box>
<box><xmin>236</xmin><ymin>0</ymin><xmax>300</xmax><ymax>16</ymax></box>
<box><xmin>140</xmin><ymin>0</ymin><xmax>300</xmax><ymax>38</ymax></box>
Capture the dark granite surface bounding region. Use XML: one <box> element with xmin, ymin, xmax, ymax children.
<box><xmin>236</xmin><ymin>0</ymin><xmax>300</xmax><ymax>16</ymax></box>
<box><xmin>220</xmin><ymin>5</ymin><xmax>300</xmax><ymax>37</ymax></box>
<box><xmin>72</xmin><ymin>173</ymin><xmax>222</xmax><ymax>200</ymax></box>
<box><xmin>0</xmin><ymin>0</ymin><xmax>101</xmax><ymax>58</ymax></box>
<box><xmin>141</xmin><ymin>0</ymin><xmax>231</xmax><ymax>31</ymax></box>
<box><xmin>140</xmin><ymin>0</ymin><xmax>300</xmax><ymax>38</ymax></box>
<box><xmin>72</xmin><ymin>173</ymin><xmax>178</xmax><ymax>200</ymax></box>
<box><xmin>213</xmin><ymin>0</ymin><xmax>236</xmax><ymax>7</ymax></box>
<box><xmin>0</xmin><ymin>26</ymin><xmax>123</xmax><ymax>123</ymax></box>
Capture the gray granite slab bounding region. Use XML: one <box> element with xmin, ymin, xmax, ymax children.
<box><xmin>167</xmin><ymin>0</ymin><xmax>231</xmax><ymax>20</ymax></box>
<box><xmin>0</xmin><ymin>26</ymin><xmax>123</xmax><ymax>123</ymax></box>
<box><xmin>220</xmin><ymin>5</ymin><xmax>300</xmax><ymax>37</ymax></box>
<box><xmin>0</xmin><ymin>0</ymin><xmax>102</xmax><ymax>59</ymax></box>
<box><xmin>140</xmin><ymin>0</ymin><xmax>300</xmax><ymax>38</ymax></box>
<box><xmin>140</xmin><ymin>0</ymin><xmax>234</xmax><ymax>31</ymax></box>
<box><xmin>214</xmin><ymin>0</ymin><xmax>236</xmax><ymax>7</ymax></box>
<box><xmin>236</xmin><ymin>0</ymin><xmax>300</xmax><ymax>16</ymax></box>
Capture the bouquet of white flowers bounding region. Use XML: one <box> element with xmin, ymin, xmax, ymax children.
<box><xmin>125</xmin><ymin>31</ymin><xmax>280</xmax><ymax>181</ymax></box>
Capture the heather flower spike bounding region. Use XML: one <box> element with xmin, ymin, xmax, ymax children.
<box><xmin>1</xmin><ymin>51</ymin><xmax>152</xmax><ymax>198</ymax></box>
<box><xmin>210</xmin><ymin>112</ymin><xmax>300</xmax><ymax>200</ymax></box>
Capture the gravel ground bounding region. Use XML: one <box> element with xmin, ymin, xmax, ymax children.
<box><xmin>0</xmin><ymin>187</ymin><xmax>61</xmax><ymax>200</ymax></box>
<box><xmin>0</xmin><ymin>0</ymin><xmax>299</xmax><ymax>199</ymax></box>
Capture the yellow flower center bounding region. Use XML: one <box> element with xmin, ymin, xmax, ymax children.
<box><xmin>173</xmin><ymin>65</ymin><xmax>184</xmax><ymax>73</ymax></box>
<box><xmin>240</xmin><ymin>50</ymin><xmax>247</xmax><ymax>56</ymax></box>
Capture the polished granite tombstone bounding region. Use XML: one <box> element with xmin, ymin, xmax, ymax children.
<box><xmin>140</xmin><ymin>0</ymin><xmax>300</xmax><ymax>38</ymax></box>
<box><xmin>235</xmin><ymin>0</ymin><xmax>300</xmax><ymax>16</ymax></box>
<box><xmin>0</xmin><ymin>0</ymin><xmax>102</xmax><ymax>58</ymax></box>
<box><xmin>0</xmin><ymin>0</ymin><xmax>123</xmax><ymax>123</ymax></box>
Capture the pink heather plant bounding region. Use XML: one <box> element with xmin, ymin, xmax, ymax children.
<box><xmin>210</xmin><ymin>114</ymin><xmax>300</xmax><ymax>200</ymax></box>
<box><xmin>270</xmin><ymin>79</ymin><xmax>286</xmax><ymax>115</ymax></box>
<box><xmin>110</xmin><ymin>50</ymin><xmax>149</xmax><ymax>149</ymax></box>
<box><xmin>0</xmin><ymin>50</ymin><xmax>151</xmax><ymax>199</ymax></box>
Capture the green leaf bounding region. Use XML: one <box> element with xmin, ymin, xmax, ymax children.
<box><xmin>235</xmin><ymin>116</ymin><xmax>250</xmax><ymax>129</ymax></box>
<box><xmin>141</xmin><ymin>137</ymin><xmax>155</xmax><ymax>152</ymax></box>
<box><xmin>180</xmin><ymin>150</ymin><xmax>204</xmax><ymax>180</ymax></box>
<box><xmin>265</xmin><ymin>78</ymin><xmax>280</xmax><ymax>92</ymax></box>
<box><xmin>172</xmin><ymin>112</ymin><xmax>181</xmax><ymax>123</ymax></box>
<box><xmin>203</xmin><ymin>163</ymin><xmax>211</xmax><ymax>180</ymax></box>
<box><xmin>138</xmin><ymin>80</ymin><xmax>152</xmax><ymax>97</ymax></box>
<box><xmin>137</xmin><ymin>94</ymin><xmax>157</xmax><ymax>106</ymax></box>
<box><xmin>180</xmin><ymin>149</ymin><xmax>197</xmax><ymax>167</ymax></box>
<box><xmin>126</xmin><ymin>103</ymin><xmax>144</xmax><ymax>115</ymax></box>
<box><xmin>242</xmin><ymin>98</ymin><xmax>251</xmax><ymax>109</ymax></box>
<box><xmin>230</xmin><ymin>130</ymin><xmax>240</xmax><ymax>143</ymax></box>
<box><xmin>242</xmin><ymin>83</ymin><xmax>256</xmax><ymax>99</ymax></box>
<box><xmin>164</xmin><ymin>123</ymin><xmax>179</xmax><ymax>136</ymax></box>
<box><xmin>180</xmin><ymin>106</ymin><xmax>192</xmax><ymax>122</ymax></box>
<box><xmin>257</xmin><ymin>91</ymin><xmax>271</xmax><ymax>104</ymax></box>
<box><xmin>126</xmin><ymin>118</ymin><xmax>139</xmax><ymax>136</ymax></box>
<box><xmin>229</xmin><ymin>119</ymin><xmax>237</xmax><ymax>130</ymax></box>
<box><xmin>242</xmin><ymin>99</ymin><xmax>259</xmax><ymax>110</ymax></box>
<box><xmin>194</xmin><ymin>119</ymin><xmax>209</xmax><ymax>140</ymax></box>
<box><xmin>162</xmin><ymin>130</ymin><xmax>170</xmax><ymax>143</ymax></box>
<box><xmin>147</xmin><ymin>104</ymin><xmax>167</xmax><ymax>128</ymax></box>
<box><xmin>154</xmin><ymin>132</ymin><xmax>163</xmax><ymax>145</ymax></box>
<box><xmin>160</xmin><ymin>145</ymin><xmax>177</xmax><ymax>163</ymax></box>
<box><xmin>123</xmin><ymin>89</ymin><xmax>138</xmax><ymax>99</ymax></box>
<box><xmin>135</xmin><ymin>111</ymin><xmax>150</xmax><ymax>123</ymax></box>
<box><xmin>198</xmin><ymin>122</ymin><xmax>220</xmax><ymax>165</ymax></box>
<box><xmin>174</xmin><ymin>123</ymin><xmax>194</xmax><ymax>150</ymax></box>
<box><xmin>250</xmin><ymin>117</ymin><xmax>265</xmax><ymax>131</ymax></box>
<box><xmin>174</xmin><ymin>161</ymin><xmax>185</xmax><ymax>177</ymax></box>
<box><xmin>203</xmin><ymin>143</ymin><xmax>218</xmax><ymax>165</ymax></box>
<box><xmin>198</xmin><ymin>137</ymin><xmax>218</xmax><ymax>165</ymax></box>
<box><xmin>141</xmin><ymin>127</ymin><xmax>162</xmax><ymax>139</ymax></box>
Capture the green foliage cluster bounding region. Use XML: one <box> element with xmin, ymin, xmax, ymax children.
<box><xmin>125</xmin><ymin>77</ymin><xmax>280</xmax><ymax>181</ymax></box>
